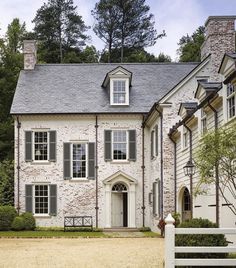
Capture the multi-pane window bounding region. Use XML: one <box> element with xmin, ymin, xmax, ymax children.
<box><xmin>113</xmin><ymin>80</ymin><xmax>126</xmax><ymax>104</ymax></box>
<box><xmin>34</xmin><ymin>132</ymin><xmax>48</xmax><ymax>161</ymax></box>
<box><xmin>183</xmin><ymin>130</ymin><xmax>188</xmax><ymax>149</ymax></box>
<box><xmin>201</xmin><ymin>109</ymin><xmax>207</xmax><ymax>134</ymax></box>
<box><xmin>34</xmin><ymin>185</ymin><xmax>49</xmax><ymax>214</ymax></box>
<box><xmin>72</xmin><ymin>144</ymin><xmax>87</xmax><ymax>178</ymax></box>
<box><xmin>113</xmin><ymin>130</ymin><xmax>127</xmax><ymax>160</ymax></box>
<box><xmin>227</xmin><ymin>83</ymin><xmax>235</xmax><ymax>119</ymax></box>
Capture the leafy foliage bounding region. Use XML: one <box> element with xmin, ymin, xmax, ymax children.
<box><xmin>177</xmin><ymin>26</ymin><xmax>205</xmax><ymax>62</ymax></box>
<box><xmin>195</xmin><ymin>123</ymin><xmax>236</xmax><ymax>215</ymax></box>
<box><xmin>33</xmin><ymin>0</ymin><xmax>89</xmax><ymax>63</ymax></box>
<box><xmin>0</xmin><ymin>160</ymin><xmax>14</xmax><ymax>206</ymax></box>
<box><xmin>0</xmin><ymin>206</ymin><xmax>17</xmax><ymax>230</ymax></box>
<box><xmin>176</xmin><ymin>218</ymin><xmax>228</xmax><ymax>260</ymax></box>
<box><xmin>11</xmin><ymin>216</ymin><xmax>25</xmax><ymax>231</ymax></box>
<box><xmin>92</xmin><ymin>0</ymin><xmax>165</xmax><ymax>62</ymax></box>
<box><xmin>21</xmin><ymin>212</ymin><xmax>36</xmax><ymax>230</ymax></box>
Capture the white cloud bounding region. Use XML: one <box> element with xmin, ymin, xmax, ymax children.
<box><xmin>146</xmin><ymin>0</ymin><xmax>205</xmax><ymax>61</ymax></box>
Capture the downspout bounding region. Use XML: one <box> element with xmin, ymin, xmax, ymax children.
<box><xmin>207</xmin><ymin>102</ymin><xmax>219</xmax><ymax>227</ymax></box>
<box><xmin>95</xmin><ymin>115</ymin><xmax>99</xmax><ymax>228</ymax></box>
<box><xmin>155</xmin><ymin>107</ymin><xmax>163</xmax><ymax>219</ymax></box>
<box><xmin>183</xmin><ymin>124</ymin><xmax>193</xmax><ymax>219</ymax></box>
<box><xmin>169</xmin><ymin>135</ymin><xmax>177</xmax><ymax>213</ymax></box>
<box><xmin>16</xmin><ymin>116</ymin><xmax>21</xmax><ymax>215</ymax></box>
<box><xmin>141</xmin><ymin>115</ymin><xmax>145</xmax><ymax>227</ymax></box>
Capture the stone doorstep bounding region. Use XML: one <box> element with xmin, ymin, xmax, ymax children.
<box><xmin>103</xmin><ymin>228</ymin><xmax>139</xmax><ymax>232</ymax></box>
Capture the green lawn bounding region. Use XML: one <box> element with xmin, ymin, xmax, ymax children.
<box><xmin>0</xmin><ymin>230</ymin><xmax>160</xmax><ymax>238</ymax></box>
<box><xmin>0</xmin><ymin>230</ymin><xmax>105</xmax><ymax>238</ymax></box>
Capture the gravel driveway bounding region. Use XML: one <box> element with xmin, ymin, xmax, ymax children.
<box><xmin>0</xmin><ymin>238</ymin><xmax>164</xmax><ymax>268</ymax></box>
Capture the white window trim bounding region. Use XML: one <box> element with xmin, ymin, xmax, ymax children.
<box><xmin>181</xmin><ymin>126</ymin><xmax>189</xmax><ymax>151</ymax></box>
<box><xmin>32</xmin><ymin>131</ymin><xmax>49</xmax><ymax>163</ymax></box>
<box><xmin>33</xmin><ymin>184</ymin><xmax>50</xmax><ymax>216</ymax></box>
<box><xmin>71</xmin><ymin>142</ymin><xmax>88</xmax><ymax>180</ymax></box>
<box><xmin>111</xmin><ymin>130</ymin><xmax>129</xmax><ymax>162</ymax></box>
<box><xmin>201</xmin><ymin>109</ymin><xmax>207</xmax><ymax>135</ymax></box>
<box><xmin>151</xmin><ymin>129</ymin><xmax>156</xmax><ymax>160</ymax></box>
<box><xmin>110</xmin><ymin>78</ymin><xmax>129</xmax><ymax>106</ymax></box>
<box><xmin>226</xmin><ymin>83</ymin><xmax>236</xmax><ymax>120</ymax></box>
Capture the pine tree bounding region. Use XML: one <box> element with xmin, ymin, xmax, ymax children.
<box><xmin>33</xmin><ymin>0</ymin><xmax>89</xmax><ymax>63</ymax></box>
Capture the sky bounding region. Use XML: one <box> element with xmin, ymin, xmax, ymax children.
<box><xmin>0</xmin><ymin>0</ymin><xmax>236</xmax><ymax>61</ymax></box>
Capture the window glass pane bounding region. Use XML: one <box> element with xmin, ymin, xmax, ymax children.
<box><xmin>113</xmin><ymin>80</ymin><xmax>126</xmax><ymax>104</ymax></box>
<box><xmin>113</xmin><ymin>131</ymin><xmax>127</xmax><ymax>160</ymax></box>
<box><xmin>73</xmin><ymin>144</ymin><xmax>86</xmax><ymax>178</ymax></box>
<box><xmin>34</xmin><ymin>132</ymin><xmax>48</xmax><ymax>161</ymax></box>
<box><xmin>34</xmin><ymin>185</ymin><xmax>48</xmax><ymax>214</ymax></box>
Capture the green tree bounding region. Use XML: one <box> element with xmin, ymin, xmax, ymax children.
<box><xmin>155</xmin><ymin>52</ymin><xmax>171</xmax><ymax>62</ymax></box>
<box><xmin>63</xmin><ymin>45</ymin><xmax>99</xmax><ymax>63</ymax></box>
<box><xmin>0</xmin><ymin>18</ymin><xmax>25</xmax><ymax>161</ymax></box>
<box><xmin>92</xmin><ymin>0</ymin><xmax>120</xmax><ymax>63</ymax></box>
<box><xmin>0</xmin><ymin>160</ymin><xmax>14</xmax><ymax>206</ymax></box>
<box><xmin>178</xmin><ymin>26</ymin><xmax>205</xmax><ymax>62</ymax></box>
<box><xmin>92</xmin><ymin>0</ymin><xmax>165</xmax><ymax>62</ymax></box>
<box><xmin>195</xmin><ymin>123</ymin><xmax>236</xmax><ymax>216</ymax></box>
<box><xmin>33</xmin><ymin>0</ymin><xmax>89</xmax><ymax>63</ymax></box>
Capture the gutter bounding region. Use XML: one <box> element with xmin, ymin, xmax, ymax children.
<box><xmin>183</xmin><ymin>123</ymin><xmax>193</xmax><ymax>219</ymax></box>
<box><xmin>169</xmin><ymin>135</ymin><xmax>177</xmax><ymax>213</ymax></box>
<box><xmin>155</xmin><ymin>107</ymin><xmax>164</xmax><ymax>219</ymax></box>
<box><xmin>95</xmin><ymin>115</ymin><xmax>99</xmax><ymax>228</ymax></box>
<box><xmin>141</xmin><ymin>115</ymin><xmax>146</xmax><ymax>227</ymax></box>
<box><xmin>16</xmin><ymin>116</ymin><xmax>21</xmax><ymax>215</ymax></box>
<box><xmin>207</xmin><ymin>102</ymin><xmax>219</xmax><ymax>227</ymax></box>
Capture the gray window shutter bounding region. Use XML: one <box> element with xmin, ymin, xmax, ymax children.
<box><xmin>25</xmin><ymin>184</ymin><xmax>33</xmax><ymax>213</ymax></box>
<box><xmin>63</xmin><ymin>143</ymin><xmax>71</xmax><ymax>179</ymax></box>
<box><xmin>151</xmin><ymin>130</ymin><xmax>154</xmax><ymax>159</ymax></box>
<box><xmin>104</xmin><ymin>130</ymin><xmax>112</xmax><ymax>161</ymax></box>
<box><xmin>49</xmin><ymin>184</ymin><xmax>57</xmax><ymax>216</ymax></box>
<box><xmin>158</xmin><ymin>180</ymin><xmax>161</xmax><ymax>216</ymax></box>
<box><xmin>155</xmin><ymin>125</ymin><xmax>158</xmax><ymax>156</ymax></box>
<box><xmin>88</xmin><ymin>142</ymin><xmax>95</xmax><ymax>179</ymax></box>
<box><xmin>129</xmin><ymin>130</ymin><xmax>136</xmax><ymax>161</ymax></box>
<box><xmin>49</xmin><ymin>131</ymin><xmax>56</xmax><ymax>162</ymax></box>
<box><xmin>25</xmin><ymin>131</ymin><xmax>32</xmax><ymax>162</ymax></box>
<box><xmin>153</xmin><ymin>182</ymin><xmax>157</xmax><ymax>215</ymax></box>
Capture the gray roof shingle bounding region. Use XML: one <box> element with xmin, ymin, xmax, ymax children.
<box><xmin>11</xmin><ymin>63</ymin><xmax>197</xmax><ymax>114</ymax></box>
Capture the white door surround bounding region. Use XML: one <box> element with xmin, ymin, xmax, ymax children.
<box><xmin>103</xmin><ymin>171</ymin><xmax>137</xmax><ymax>228</ymax></box>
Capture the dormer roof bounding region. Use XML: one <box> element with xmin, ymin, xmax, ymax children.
<box><xmin>218</xmin><ymin>52</ymin><xmax>236</xmax><ymax>78</ymax></box>
<box><xmin>195</xmin><ymin>81</ymin><xmax>222</xmax><ymax>101</ymax></box>
<box><xmin>102</xmin><ymin>66</ymin><xmax>132</xmax><ymax>88</ymax></box>
<box><xmin>178</xmin><ymin>102</ymin><xmax>198</xmax><ymax>118</ymax></box>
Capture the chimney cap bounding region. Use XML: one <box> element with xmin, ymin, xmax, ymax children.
<box><xmin>205</xmin><ymin>15</ymin><xmax>236</xmax><ymax>26</ymax></box>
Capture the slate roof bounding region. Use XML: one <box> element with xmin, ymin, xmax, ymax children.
<box><xmin>11</xmin><ymin>63</ymin><xmax>198</xmax><ymax>115</ymax></box>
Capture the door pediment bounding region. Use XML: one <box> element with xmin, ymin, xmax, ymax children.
<box><xmin>103</xmin><ymin>171</ymin><xmax>137</xmax><ymax>185</ymax></box>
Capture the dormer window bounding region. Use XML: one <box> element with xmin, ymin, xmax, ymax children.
<box><xmin>111</xmin><ymin>79</ymin><xmax>129</xmax><ymax>105</ymax></box>
<box><xmin>102</xmin><ymin>66</ymin><xmax>132</xmax><ymax>106</ymax></box>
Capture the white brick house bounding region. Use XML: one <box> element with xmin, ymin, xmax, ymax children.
<box><xmin>11</xmin><ymin>16</ymin><xmax>236</xmax><ymax>230</ymax></box>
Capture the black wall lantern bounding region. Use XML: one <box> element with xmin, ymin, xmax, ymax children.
<box><xmin>183</xmin><ymin>160</ymin><xmax>196</xmax><ymax>177</ymax></box>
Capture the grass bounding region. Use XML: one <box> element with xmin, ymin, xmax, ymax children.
<box><xmin>0</xmin><ymin>230</ymin><xmax>105</xmax><ymax>238</ymax></box>
<box><xmin>142</xmin><ymin>231</ymin><xmax>162</xmax><ymax>238</ymax></box>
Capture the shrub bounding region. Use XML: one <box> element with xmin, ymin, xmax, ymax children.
<box><xmin>0</xmin><ymin>206</ymin><xmax>17</xmax><ymax>230</ymax></box>
<box><xmin>21</xmin><ymin>212</ymin><xmax>36</xmax><ymax>230</ymax></box>
<box><xmin>11</xmin><ymin>216</ymin><xmax>25</xmax><ymax>231</ymax></box>
<box><xmin>139</xmin><ymin>227</ymin><xmax>151</xmax><ymax>232</ymax></box>
<box><xmin>175</xmin><ymin>218</ymin><xmax>228</xmax><ymax>260</ymax></box>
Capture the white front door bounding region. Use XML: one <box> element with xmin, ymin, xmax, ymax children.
<box><xmin>111</xmin><ymin>193</ymin><xmax>123</xmax><ymax>227</ymax></box>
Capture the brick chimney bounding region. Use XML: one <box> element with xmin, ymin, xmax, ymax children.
<box><xmin>23</xmin><ymin>40</ymin><xmax>37</xmax><ymax>70</ymax></box>
<box><xmin>201</xmin><ymin>16</ymin><xmax>236</xmax><ymax>81</ymax></box>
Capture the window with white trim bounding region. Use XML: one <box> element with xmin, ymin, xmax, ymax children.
<box><xmin>112</xmin><ymin>130</ymin><xmax>128</xmax><ymax>160</ymax></box>
<box><xmin>34</xmin><ymin>185</ymin><xmax>49</xmax><ymax>215</ymax></box>
<box><xmin>34</xmin><ymin>131</ymin><xmax>48</xmax><ymax>161</ymax></box>
<box><xmin>201</xmin><ymin>109</ymin><xmax>207</xmax><ymax>134</ymax></box>
<box><xmin>72</xmin><ymin>143</ymin><xmax>87</xmax><ymax>178</ymax></box>
<box><xmin>182</xmin><ymin>128</ymin><xmax>189</xmax><ymax>149</ymax></box>
<box><xmin>110</xmin><ymin>79</ymin><xmax>129</xmax><ymax>105</ymax></box>
<box><xmin>227</xmin><ymin>83</ymin><xmax>235</xmax><ymax>119</ymax></box>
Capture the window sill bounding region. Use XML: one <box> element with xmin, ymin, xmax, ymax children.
<box><xmin>110</xmin><ymin>160</ymin><xmax>130</xmax><ymax>164</ymax></box>
<box><xmin>34</xmin><ymin>215</ymin><xmax>51</xmax><ymax>218</ymax></box>
<box><xmin>31</xmin><ymin>161</ymin><xmax>51</xmax><ymax>165</ymax></box>
<box><xmin>225</xmin><ymin>115</ymin><xmax>236</xmax><ymax>126</ymax></box>
<box><xmin>69</xmin><ymin>178</ymin><xmax>90</xmax><ymax>182</ymax></box>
